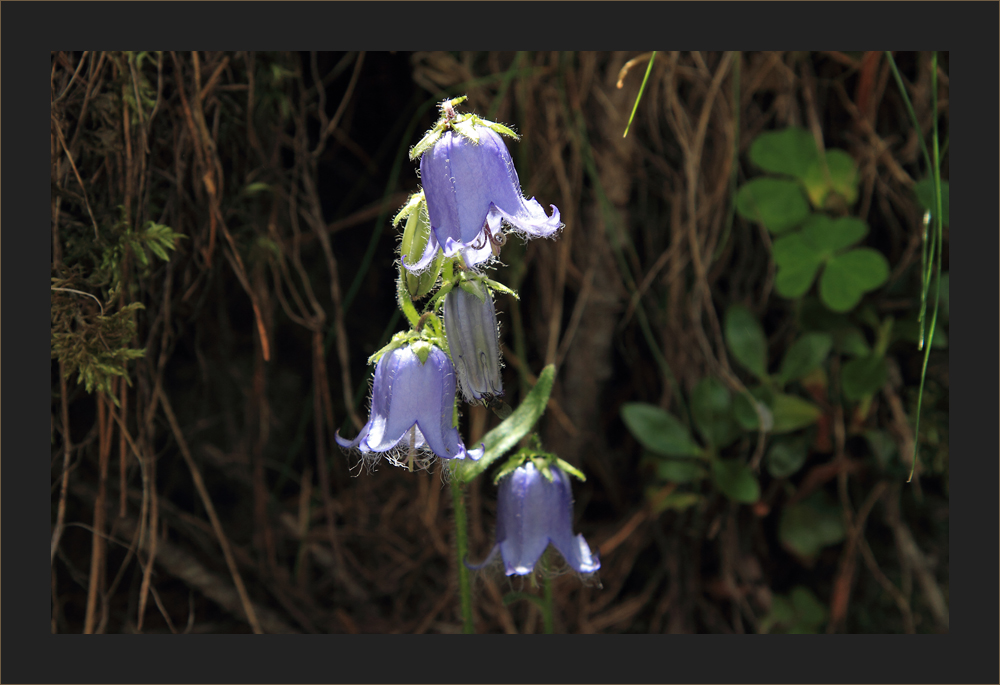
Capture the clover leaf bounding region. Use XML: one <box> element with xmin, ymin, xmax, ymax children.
<box><xmin>749</xmin><ymin>127</ymin><xmax>820</xmax><ymax>178</ymax></box>
<box><xmin>772</xmin><ymin>214</ymin><xmax>888</xmax><ymax>312</ymax></box>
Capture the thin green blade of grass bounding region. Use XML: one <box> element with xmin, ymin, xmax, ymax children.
<box><xmin>623</xmin><ymin>51</ymin><xmax>656</xmax><ymax>138</ymax></box>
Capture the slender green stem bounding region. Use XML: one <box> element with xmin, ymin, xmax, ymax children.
<box><xmin>908</xmin><ymin>51</ymin><xmax>944</xmax><ymax>483</ymax></box>
<box><xmin>397</xmin><ymin>267</ymin><xmax>421</xmax><ymax>328</ymax></box>
<box><xmin>623</xmin><ymin>51</ymin><xmax>656</xmax><ymax>138</ymax></box>
<box><xmin>450</xmin><ymin>463</ymin><xmax>475</xmax><ymax>633</ymax></box>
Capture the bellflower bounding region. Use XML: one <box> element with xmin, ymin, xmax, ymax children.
<box><xmin>405</xmin><ymin>122</ymin><xmax>562</xmax><ymax>272</ymax></box>
<box><xmin>443</xmin><ymin>280</ymin><xmax>503</xmax><ymax>404</ymax></box>
<box><xmin>335</xmin><ymin>343</ymin><xmax>483</xmax><ymax>462</ymax></box>
<box><xmin>468</xmin><ymin>462</ymin><xmax>600</xmax><ymax>576</ymax></box>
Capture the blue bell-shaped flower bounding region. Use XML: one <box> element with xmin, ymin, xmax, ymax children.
<box><xmin>468</xmin><ymin>461</ymin><xmax>600</xmax><ymax>576</ymax></box>
<box><xmin>404</xmin><ymin>116</ymin><xmax>561</xmax><ymax>272</ymax></box>
<box><xmin>335</xmin><ymin>342</ymin><xmax>483</xmax><ymax>462</ymax></box>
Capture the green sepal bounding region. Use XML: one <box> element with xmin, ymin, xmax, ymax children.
<box><xmin>410</xmin><ymin>339</ymin><xmax>434</xmax><ymax>365</ymax></box>
<box><xmin>452</xmin><ymin>118</ymin><xmax>481</xmax><ymax>143</ymax></box>
<box><xmin>459</xmin><ymin>278</ymin><xmax>487</xmax><ymax>303</ymax></box>
<box><xmin>483</xmin><ymin>120</ymin><xmax>519</xmax><ymax>141</ymax></box>
<box><xmin>393</xmin><ymin>191</ymin><xmax>424</xmax><ymax>227</ymax></box>
<box><xmin>492</xmin><ymin>454</ymin><xmax>525</xmax><ymax>484</ymax></box>
<box><xmin>367</xmin><ymin>331</ymin><xmax>411</xmax><ymax>366</ymax></box>
<box><xmin>410</xmin><ymin>129</ymin><xmax>444</xmax><ymax>161</ymax></box>
<box><xmin>483</xmin><ymin>277</ymin><xmax>519</xmax><ymax>301</ymax></box>
<box><xmin>553</xmin><ymin>456</ymin><xmax>586</xmax><ymax>482</ymax></box>
<box><xmin>427</xmin><ymin>280</ymin><xmax>455</xmax><ymax>314</ymax></box>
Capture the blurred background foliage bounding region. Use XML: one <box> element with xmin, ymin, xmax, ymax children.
<box><xmin>50</xmin><ymin>51</ymin><xmax>948</xmax><ymax>634</ymax></box>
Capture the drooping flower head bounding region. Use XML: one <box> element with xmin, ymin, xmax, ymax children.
<box><xmin>468</xmin><ymin>460</ymin><xmax>600</xmax><ymax>576</ymax></box>
<box><xmin>443</xmin><ymin>279</ymin><xmax>503</xmax><ymax>404</ymax></box>
<box><xmin>404</xmin><ymin>98</ymin><xmax>562</xmax><ymax>272</ymax></box>
<box><xmin>335</xmin><ymin>342</ymin><xmax>483</xmax><ymax>465</ymax></box>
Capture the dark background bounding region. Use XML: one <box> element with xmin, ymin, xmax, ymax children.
<box><xmin>48</xmin><ymin>48</ymin><xmax>949</xmax><ymax>637</ymax></box>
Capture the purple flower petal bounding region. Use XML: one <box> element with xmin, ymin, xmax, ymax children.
<box><xmin>468</xmin><ymin>462</ymin><xmax>600</xmax><ymax>576</ymax></box>
<box><xmin>420</xmin><ymin>125</ymin><xmax>561</xmax><ymax>267</ymax></box>
<box><xmin>335</xmin><ymin>344</ymin><xmax>480</xmax><ymax>461</ymax></box>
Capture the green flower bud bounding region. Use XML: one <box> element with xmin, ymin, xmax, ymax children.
<box><xmin>396</xmin><ymin>192</ymin><xmax>443</xmax><ymax>299</ymax></box>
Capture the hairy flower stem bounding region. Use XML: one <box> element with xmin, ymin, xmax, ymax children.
<box><xmin>450</xmin><ymin>463</ymin><xmax>475</xmax><ymax>633</ymax></box>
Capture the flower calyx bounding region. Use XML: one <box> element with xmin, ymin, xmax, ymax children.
<box><xmin>492</xmin><ymin>443</ymin><xmax>586</xmax><ymax>486</ymax></box>
<box><xmin>410</xmin><ymin>96</ymin><xmax>519</xmax><ymax>162</ymax></box>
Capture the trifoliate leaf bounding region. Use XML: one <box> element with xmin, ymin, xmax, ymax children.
<box><xmin>799</xmin><ymin>214</ymin><xmax>868</xmax><ymax>256</ymax></box>
<box><xmin>819</xmin><ymin>248</ymin><xmax>889</xmax><ymax>313</ymax></box>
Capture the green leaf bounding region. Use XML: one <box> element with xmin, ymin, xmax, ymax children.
<box><xmin>769</xmin><ymin>392</ymin><xmax>822</xmax><ymax>434</ymax></box>
<box><xmin>690</xmin><ymin>377</ymin><xmax>740</xmax><ymax>448</ymax></box>
<box><xmin>724</xmin><ymin>304</ymin><xmax>768</xmax><ymax>380</ymax></box>
<box><xmin>711</xmin><ymin>459</ymin><xmax>760</xmax><ymax>504</ymax></box>
<box><xmin>621</xmin><ymin>402</ymin><xmax>702</xmax><ymax>457</ymax></box>
<box><xmin>779</xmin><ymin>492</ymin><xmax>846</xmax><ymax>560</ymax></box>
<box><xmin>803</xmin><ymin>149</ymin><xmax>859</xmax><ymax>209</ymax></box>
<box><xmin>656</xmin><ymin>458</ymin><xmax>708</xmax><ymax>483</ymax></box>
<box><xmin>841</xmin><ymin>354</ymin><xmax>888</xmax><ymax>401</ymax></box>
<box><xmin>766</xmin><ymin>436</ymin><xmax>809</xmax><ymax>478</ymax></box>
<box><xmin>913</xmin><ymin>178</ymin><xmax>949</xmax><ymax>226</ymax></box>
<box><xmin>748</xmin><ymin>128</ymin><xmax>819</xmax><ymax>178</ymax></box>
<box><xmin>800</xmin><ymin>214</ymin><xmax>868</xmax><ymax>256</ymax></box>
<box><xmin>459</xmin><ymin>365</ymin><xmax>556</xmax><ymax>483</ymax></box>
<box><xmin>819</xmin><ymin>248</ymin><xmax>890</xmax><ymax>313</ymax></box>
<box><xmin>777</xmin><ymin>332</ymin><xmax>832</xmax><ymax>386</ymax></box>
<box><xmin>147</xmin><ymin>239</ymin><xmax>170</xmax><ymax>262</ymax></box>
<box><xmin>735</xmin><ymin>178</ymin><xmax>811</xmax><ymax>234</ymax></box>
<box><xmin>772</xmin><ymin>232</ymin><xmax>825</xmax><ymax>299</ymax></box>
